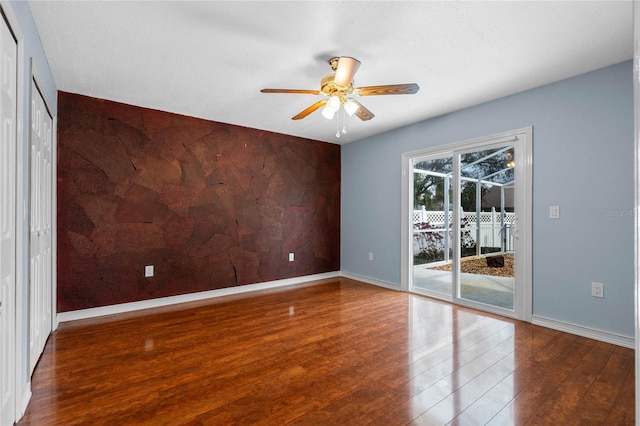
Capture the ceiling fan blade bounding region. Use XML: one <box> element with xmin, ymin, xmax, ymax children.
<box><xmin>350</xmin><ymin>99</ymin><xmax>375</xmax><ymax>121</ymax></box>
<box><xmin>261</xmin><ymin>88</ymin><xmax>322</xmax><ymax>95</ymax></box>
<box><xmin>334</xmin><ymin>57</ymin><xmax>361</xmax><ymax>87</ymax></box>
<box><xmin>292</xmin><ymin>99</ymin><xmax>328</xmax><ymax>120</ymax></box>
<box><xmin>356</xmin><ymin>83</ymin><xmax>420</xmax><ymax>96</ymax></box>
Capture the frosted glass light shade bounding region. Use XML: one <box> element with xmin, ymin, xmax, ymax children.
<box><xmin>322</xmin><ymin>96</ymin><xmax>341</xmax><ymax>119</ymax></box>
<box><xmin>344</xmin><ymin>98</ymin><xmax>359</xmax><ymax>116</ymax></box>
<box><xmin>327</xmin><ymin>96</ymin><xmax>341</xmax><ymax>111</ymax></box>
<box><xmin>321</xmin><ymin>106</ymin><xmax>336</xmax><ymax>119</ymax></box>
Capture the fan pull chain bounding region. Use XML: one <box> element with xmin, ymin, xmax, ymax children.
<box><xmin>335</xmin><ymin>107</ymin><xmax>341</xmax><ymax>138</ymax></box>
<box><xmin>341</xmin><ymin>107</ymin><xmax>347</xmax><ymax>135</ymax></box>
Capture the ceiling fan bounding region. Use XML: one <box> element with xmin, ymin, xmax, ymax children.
<box><xmin>260</xmin><ymin>56</ymin><xmax>419</xmax><ymax>122</ymax></box>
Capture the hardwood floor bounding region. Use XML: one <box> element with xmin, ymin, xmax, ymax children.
<box><xmin>18</xmin><ymin>278</ymin><xmax>634</xmax><ymax>425</ymax></box>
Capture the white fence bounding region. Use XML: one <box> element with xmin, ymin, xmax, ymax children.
<box><xmin>414</xmin><ymin>208</ymin><xmax>515</xmax><ymax>256</ymax></box>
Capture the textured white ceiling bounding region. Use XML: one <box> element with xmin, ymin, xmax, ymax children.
<box><xmin>28</xmin><ymin>1</ymin><xmax>633</xmax><ymax>144</ymax></box>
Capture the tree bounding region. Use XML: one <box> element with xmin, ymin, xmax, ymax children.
<box><xmin>414</xmin><ymin>147</ymin><xmax>514</xmax><ymax>212</ymax></box>
<box><xmin>413</xmin><ymin>157</ymin><xmax>451</xmax><ymax>209</ymax></box>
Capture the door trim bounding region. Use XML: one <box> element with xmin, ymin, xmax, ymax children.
<box><xmin>0</xmin><ymin>2</ymin><xmax>26</xmax><ymax>422</ymax></box>
<box><xmin>632</xmin><ymin>0</ymin><xmax>639</xmax><ymax>420</ymax></box>
<box><xmin>401</xmin><ymin>127</ymin><xmax>533</xmax><ymax>321</ymax></box>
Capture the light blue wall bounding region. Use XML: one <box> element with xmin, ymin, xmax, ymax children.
<box><xmin>5</xmin><ymin>0</ymin><xmax>57</xmax><ymax>397</ymax></box>
<box><xmin>342</xmin><ymin>61</ymin><xmax>634</xmax><ymax>338</ymax></box>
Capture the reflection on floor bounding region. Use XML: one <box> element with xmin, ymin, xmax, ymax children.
<box><xmin>413</xmin><ymin>265</ymin><xmax>514</xmax><ymax>309</ymax></box>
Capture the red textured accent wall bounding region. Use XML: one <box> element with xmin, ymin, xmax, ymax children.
<box><xmin>56</xmin><ymin>92</ymin><xmax>340</xmax><ymax>312</ymax></box>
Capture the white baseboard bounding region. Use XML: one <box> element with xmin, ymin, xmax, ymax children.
<box><xmin>340</xmin><ymin>271</ymin><xmax>401</xmax><ymax>291</ymax></box>
<box><xmin>57</xmin><ymin>271</ymin><xmax>340</xmax><ymax>323</ymax></box>
<box><xmin>532</xmin><ymin>315</ymin><xmax>634</xmax><ymax>349</ymax></box>
<box><xmin>56</xmin><ymin>272</ymin><xmax>633</xmax><ymax>350</ymax></box>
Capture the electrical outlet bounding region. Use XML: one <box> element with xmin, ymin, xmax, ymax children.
<box><xmin>368</xmin><ymin>252</ymin><xmax>374</xmax><ymax>262</ymax></box>
<box><xmin>289</xmin><ymin>252</ymin><xmax>294</xmax><ymax>262</ymax></box>
<box><xmin>145</xmin><ymin>265</ymin><xmax>154</xmax><ymax>277</ymax></box>
<box><xmin>592</xmin><ymin>282</ymin><xmax>604</xmax><ymax>298</ymax></box>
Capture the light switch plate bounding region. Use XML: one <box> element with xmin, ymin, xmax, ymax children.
<box><xmin>549</xmin><ymin>205</ymin><xmax>560</xmax><ymax>219</ymax></box>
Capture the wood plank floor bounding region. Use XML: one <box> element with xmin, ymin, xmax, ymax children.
<box><xmin>18</xmin><ymin>278</ymin><xmax>634</xmax><ymax>425</ymax></box>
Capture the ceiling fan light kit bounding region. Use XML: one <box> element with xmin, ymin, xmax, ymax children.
<box><xmin>321</xmin><ymin>95</ymin><xmax>342</xmax><ymax>119</ymax></box>
<box><xmin>343</xmin><ymin>98</ymin><xmax>359</xmax><ymax>116</ymax></box>
<box><xmin>261</xmin><ymin>56</ymin><xmax>420</xmax><ymax>138</ymax></box>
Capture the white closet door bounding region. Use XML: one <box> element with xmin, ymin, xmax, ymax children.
<box><xmin>29</xmin><ymin>80</ymin><xmax>53</xmax><ymax>374</ymax></box>
<box><xmin>0</xmin><ymin>12</ymin><xmax>17</xmax><ymax>426</ymax></box>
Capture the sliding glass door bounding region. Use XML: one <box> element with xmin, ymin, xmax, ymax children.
<box><xmin>456</xmin><ymin>144</ymin><xmax>515</xmax><ymax>310</ymax></box>
<box><xmin>412</xmin><ymin>155</ymin><xmax>454</xmax><ymax>298</ymax></box>
<box><xmin>405</xmin><ymin>128</ymin><xmax>531</xmax><ymax>320</ymax></box>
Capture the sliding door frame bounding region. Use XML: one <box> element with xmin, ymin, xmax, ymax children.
<box><xmin>401</xmin><ymin>127</ymin><xmax>533</xmax><ymax>321</ymax></box>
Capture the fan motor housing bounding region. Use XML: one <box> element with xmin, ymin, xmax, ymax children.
<box><xmin>320</xmin><ymin>74</ymin><xmax>354</xmax><ymax>98</ymax></box>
